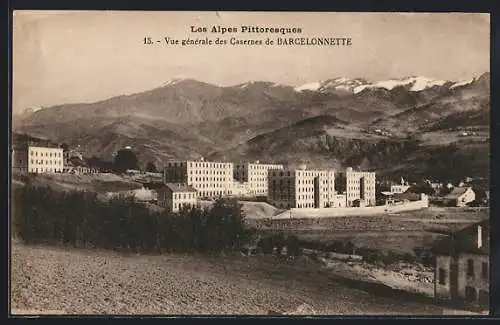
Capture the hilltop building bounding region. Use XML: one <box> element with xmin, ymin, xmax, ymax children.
<box><xmin>234</xmin><ymin>161</ymin><xmax>283</xmax><ymax>196</ymax></box>
<box><xmin>163</xmin><ymin>158</ymin><xmax>233</xmax><ymax>198</ymax></box>
<box><xmin>267</xmin><ymin>165</ymin><xmax>337</xmax><ymax>209</ymax></box>
<box><xmin>12</xmin><ymin>145</ymin><xmax>64</xmax><ymax>174</ymax></box>
<box><xmin>433</xmin><ymin>220</ymin><xmax>489</xmax><ymax>309</ymax></box>
<box><xmin>443</xmin><ymin>187</ymin><xmax>476</xmax><ymax>207</ymax></box>
<box><xmin>157</xmin><ymin>183</ymin><xmax>198</xmax><ymax>212</ymax></box>
<box><xmin>336</xmin><ymin>167</ymin><xmax>376</xmax><ymax>207</ymax></box>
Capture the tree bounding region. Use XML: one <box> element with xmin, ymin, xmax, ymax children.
<box><xmin>60</xmin><ymin>143</ymin><xmax>70</xmax><ymax>152</ymax></box>
<box><xmin>113</xmin><ymin>148</ymin><xmax>139</xmax><ymax>174</ymax></box>
<box><xmin>145</xmin><ymin>162</ymin><xmax>157</xmax><ymax>173</ymax></box>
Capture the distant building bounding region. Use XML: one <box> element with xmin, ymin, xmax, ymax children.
<box><xmin>267</xmin><ymin>165</ymin><xmax>336</xmax><ymax>209</ymax></box>
<box><xmin>337</xmin><ymin>167</ymin><xmax>376</xmax><ymax>207</ymax></box>
<box><xmin>12</xmin><ymin>145</ymin><xmax>64</xmax><ymax>174</ymax></box>
<box><xmin>433</xmin><ymin>220</ymin><xmax>489</xmax><ymax>309</ymax></box>
<box><xmin>157</xmin><ymin>183</ymin><xmax>198</xmax><ymax>212</ymax></box>
<box><xmin>163</xmin><ymin>158</ymin><xmax>233</xmax><ymax>198</ymax></box>
<box><xmin>390</xmin><ymin>177</ymin><xmax>410</xmax><ymax>194</ymax></box>
<box><xmin>231</xmin><ymin>181</ymin><xmax>252</xmax><ymax>197</ymax></box>
<box><xmin>234</xmin><ymin>161</ymin><xmax>283</xmax><ymax>196</ymax></box>
<box><xmin>128</xmin><ymin>186</ymin><xmax>157</xmax><ymax>202</ymax></box>
<box><xmin>444</xmin><ymin>187</ymin><xmax>476</xmax><ymax>207</ymax></box>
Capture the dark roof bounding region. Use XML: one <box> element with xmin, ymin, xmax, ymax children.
<box><xmin>165</xmin><ymin>183</ymin><xmax>197</xmax><ymax>193</ymax></box>
<box><xmin>142</xmin><ymin>182</ymin><xmax>165</xmax><ymax>190</ymax></box>
<box><xmin>393</xmin><ymin>191</ymin><xmax>421</xmax><ymax>201</ymax></box>
<box><xmin>432</xmin><ymin>219</ymin><xmax>489</xmax><ymax>256</ymax></box>
<box><xmin>444</xmin><ymin>187</ymin><xmax>473</xmax><ymax>199</ymax></box>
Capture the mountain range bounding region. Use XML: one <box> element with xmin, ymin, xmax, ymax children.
<box><xmin>13</xmin><ymin>73</ymin><xmax>490</xmax><ymax>182</ymax></box>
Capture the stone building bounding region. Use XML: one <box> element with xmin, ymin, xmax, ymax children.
<box><xmin>433</xmin><ymin>220</ymin><xmax>489</xmax><ymax>309</ymax></box>
<box><xmin>267</xmin><ymin>165</ymin><xmax>336</xmax><ymax>209</ymax></box>
<box><xmin>157</xmin><ymin>183</ymin><xmax>198</xmax><ymax>212</ymax></box>
<box><xmin>336</xmin><ymin>167</ymin><xmax>376</xmax><ymax>207</ymax></box>
<box><xmin>12</xmin><ymin>145</ymin><xmax>64</xmax><ymax>174</ymax></box>
<box><xmin>233</xmin><ymin>161</ymin><xmax>283</xmax><ymax>196</ymax></box>
<box><xmin>163</xmin><ymin>158</ymin><xmax>233</xmax><ymax>198</ymax></box>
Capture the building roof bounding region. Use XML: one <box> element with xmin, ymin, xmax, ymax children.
<box><xmin>165</xmin><ymin>183</ymin><xmax>197</xmax><ymax>193</ymax></box>
<box><xmin>142</xmin><ymin>182</ymin><xmax>165</xmax><ymax>190</ymax></box>
<box><xmin>444</xmin><ymin>187</ymin><xmax>473</xmax><ymax>199</ymax></box>
<box><xmin>432</xmin><ymin>219</ymin><xmax>489</xmax><ymax>256</ymax></box>
<box><xmin>393</xmin><ymin>191</ymin><xmax>421</xmax><ymax>201</ymax></box>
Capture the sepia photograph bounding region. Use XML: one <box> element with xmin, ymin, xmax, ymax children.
<box><xmin>10</xmin><ymin>11</ymin><xmax>490</xmax><ymax>316</ymax></box>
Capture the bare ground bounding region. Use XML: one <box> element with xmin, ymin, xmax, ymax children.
<box><xmin>11</xmin><ymin>242</ymin><xmax>449</xmax><ymax>316</ymax></box>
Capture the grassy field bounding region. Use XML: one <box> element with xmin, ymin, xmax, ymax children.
<box><xmin>12</xmin><ymin>173</ymin><xmax>143</xmax><ymax>194</ymax></box>
<box><xmin>250</xmin><ymin>207</ymin><xmax>488</xmax><ymax>255</ymax></box>
<box><xmin>11</xmin><ymin>242</ymin><xmax>450</xmax><ymax>316</ymax></box>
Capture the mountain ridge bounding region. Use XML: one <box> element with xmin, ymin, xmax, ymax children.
<box><xmin>13</xmin><ymin>72</ymin><xmax>490</xmax><ymax>181</ymax></box>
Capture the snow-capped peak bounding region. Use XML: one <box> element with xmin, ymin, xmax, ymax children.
<box><xmin>450</xmin><ymin>78</ymin><xmax>475</xmax><ymax>89</ymax></box>
<box><xmin>294</xmin><ymin>82</ymin><xmax>322</xmax><ymax>92</ymax></box>
<box><xmin>162</xmin><ymin>78</ymin><xmax>185</xmax><ymax>86</ymax></box>
<box><xmin>19</xmin><ymin>106</ymin><xmax>44</xmax><ymax>115</ymax></box>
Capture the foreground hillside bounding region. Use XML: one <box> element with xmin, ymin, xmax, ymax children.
<box><xmin>11</xmin><ymin>243</ymin><xmax>447</xmax><ymax>315</ymax></box>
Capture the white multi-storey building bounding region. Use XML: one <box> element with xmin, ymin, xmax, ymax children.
<box><xmin>234</xmin><ymin>161</ymin><xmax>283</xmax><ymax>196</ymax></box>
<box><xmin>342</xmin><ymin>167</ymin><xmax>376</xmax><ymax>207</ymax></box>
<box><xmin>12</xmin><ymin>145</ymin><xmax>64</xmax><ymax>174</ymax></box>
<box><xmin>267</xmin><ymin>165</ymin><xmax>336</xmax><ymax>209</ymax></box>
<box><xmin>163</xmin><ymin>158</ymin><xmax>233</xmax><ymax>198</ymax></box>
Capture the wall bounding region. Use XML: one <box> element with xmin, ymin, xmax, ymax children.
<box><xmin>435</xmin><ymin>255</ymin><xmax>453</xmax><ymax>300</ymax></box>
<box><xmin>272</xmin><ymin>198</ymin><xmax>429</xmax><ymax>219</ymax></box>
<box><xmin>456</xmin><ymin>252</ymin><xmax>489</xmax><ymax>307</ymax></box>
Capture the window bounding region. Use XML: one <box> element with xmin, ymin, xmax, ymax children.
<box><xmin>482</xmin><ymin>262</ymin><xmax>488</xmax><ymax>279</ymax></box>
<box><xmin>465</xmin><ymin>286</ymin><xmax>477</xmax><ymax>302</ymax></box>
<box><xmin>467</xmin><ymin>259</ymin><xmax>475</xmax><ymax>277</ymax></box>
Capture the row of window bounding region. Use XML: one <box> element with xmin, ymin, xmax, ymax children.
<box><xmin>198</xmin><ymin>190</ymin><xmax>233</xmax><ymax>197</ymax></box>
<box><xmin>467</xmin><ymin>259</ymin><xmax>488</xmax><ymax>279</ymax></box>
<box><xmin>30</xmin><ymin>159</ymin><xmax>63</xmax><ymax>166</ymax></box>
<box><xmin>347</xmin><ymin>186</ymin><xmax>375</xmax><ymax>191</ymax></box>
<box><xmin>189</xmin><ymin>170</ymin><xmax>231</xmax><ymax>175</ymax></box>
<box><xmin>172</xmin><ymin>193</ymin><xmax>196</xmax><ymax>200</ymax></box>
<box><xmin>30</xmin><ymin>151</ymin><xmax>62</xmax><ymax>157</ymax></box>
<box><xmin>189</xmin><ymin>177</ymin><xmax>230</xmax><ymax>182</ymax></box>
<box><xmin>173</xmin><ymin>202</ymin><xmax>195</xmax><ymax>210</ymax></box>
<box><xmin>438</xmin><ymin>260</ymin><xmax>488</xmax><ymax>286</ymax></box>
<box><xmin>347</xmin><ymin>178</ymin><xmax>375</xmax><ymax>184</ymax></box>
<box><xmin>29</xmin><ymin>168</ymin><xmax>63</xmax><ymax>173</ymax></box>
<box><xmin>236</xmin><ymin>164</ymin><xmax>282</xmax><ymax>170</ymax></box>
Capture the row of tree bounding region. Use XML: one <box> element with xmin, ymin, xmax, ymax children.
<box><xmin>12</xmin><ymin>185</ymin><xmax>250</xmax><ymax>254</ymax></box>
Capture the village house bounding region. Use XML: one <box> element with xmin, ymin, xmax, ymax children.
<box><xmin>443</xmin><ymin>187</ymin><xmax>476</xmax><ymax>207</ymax></box>
<box><xmin>157</xmin><ymin>183</ymin><xmax>198</xmax><ymax>212</ymax></box>
<box><xmin>433</xmin><ymin>220</ymin><xmax>489</xmax><ymax>309</ymax></box>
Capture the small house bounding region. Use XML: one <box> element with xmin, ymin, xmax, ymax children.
<box><xmin>443</xmin><ymin>187</ymin><xmax>475</xmax><ymax>207</ymax></box>
<box><xmin>157</xmin><ymin>183</ymin><xmax>198</xmax><ymax>212</ymax></box>
<box><xmin>433</xmin><ymin>220</ymin><xmax>489</xmax><ymax>309</ymax></box>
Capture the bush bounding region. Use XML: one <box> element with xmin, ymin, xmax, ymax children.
<box><xmin>286</xmin><ymin>235</ymin><xmax>301</xmax><ymax>257</ymax></box>
<box><xmin>12</xmin><ymin>185</ymin><xmax>249</xmax><ymax>254</ymax></box>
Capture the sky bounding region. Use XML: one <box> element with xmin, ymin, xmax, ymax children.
<box><xmin>12</xmin><ymin>11</ymin><xmax>490</xmax><ymax>113</ymax></box>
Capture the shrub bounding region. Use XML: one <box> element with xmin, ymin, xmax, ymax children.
<box><xmin>286</xmin><ymin>235</ymin><xmax>301</xmax><ymax>257</ymax></box>
<box><xmin>12</xmin><ymin>185</ymin><xmax>249</xmax><ymax>254</ymax></box>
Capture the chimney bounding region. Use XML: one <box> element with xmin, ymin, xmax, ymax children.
<box><xmin>477</xmin><ymin>225</ymin><xmax>483</xmax><ymax>249</ymax></box>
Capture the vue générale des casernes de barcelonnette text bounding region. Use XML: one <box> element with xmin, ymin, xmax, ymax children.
<box><xmin>188</xmin><ymin>25</ymin><xmax>352</xmax><ymax>46</ymax></box>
